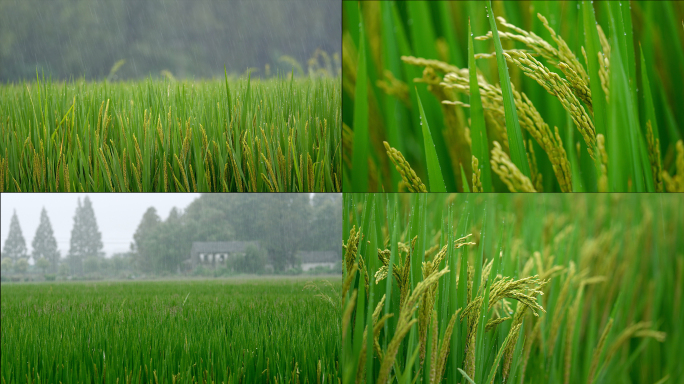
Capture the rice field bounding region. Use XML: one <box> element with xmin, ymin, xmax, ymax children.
<box><xmin>0</xmin><ymin>75</ymin><xmax>340</xmax><ymax>192</ymax></box>
<box><xmin>342</xmin><ymin>1</ymin><xmax>684</xmax><ymax>192</ymax></box>
<box><xmin>343</xmin><ymin>193</ymin><xmax>682</xmax><ymax>383</ymax></box>
<box><xmin>0</xmin><ymin>278</ymin><xmax>341</xmax><ymax>383</ymax></box>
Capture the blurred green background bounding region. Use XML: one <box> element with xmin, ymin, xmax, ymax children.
<box><xmin>0</xmin><ymin>0</ymin><xmax>340</xmax><ymax>81</ymax></box>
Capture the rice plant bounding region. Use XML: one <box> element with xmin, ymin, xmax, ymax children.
<box><xmin>342</xmin><ymin>1</ymin><xmax>684</xmax><ymax>192</ymax></box>
<box><xmin>0</xmin><ymin>74</ymin><xmax>340</xmax><ymax>192</ymax></box>
<box><xmin>343</xmin><ymin>193</ymin><xmax>682</xmax><ymax>383</ymax></box>
<box><xmin>1</xmin><ymin>278</ymin><xmax>341</xmax><ymax>383</ymax></box>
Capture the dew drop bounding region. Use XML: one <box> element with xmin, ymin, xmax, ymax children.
<box><xmin>577</xmin><ymin>4</ymin><xmax>580</xmax><ymax>9</ymax></box>
<box><xmin>471</xmin><ymin>33</ymin><xmax>474</xmax><ymax>36</ymax></box>
<box><xmin>624</xmin><ymin>32</ymin><xmax>627</xmax><ymax>36</ymax></box>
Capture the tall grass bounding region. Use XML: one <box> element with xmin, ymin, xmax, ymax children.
<box><xmin>342</xmin><ymin>1</ymin><xmax>684</xmax><ymax>192</ymax></box>
<box><xmin>343</xmin><ymin>193</ymin><xmax>682</xmax><ymax>383</ymax></box>
<box><xmin>0</xmin><ymin>74</ymin><xmax>340</xmax><ymax>192</ymax></box>
<box><xmin>1</xmin><ymin>278</ymin><xmax>341</xmax><ymax>383</ymax></box>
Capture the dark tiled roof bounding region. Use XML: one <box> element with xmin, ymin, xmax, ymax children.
<box><xmin>191</xmin><ymin>241</ymin><xmax>258</xmax><ymax>254</ymax></box>
<box><xmin>298</xmin><ymin>250</ymin><xmax>339</xmax><ymax>263</ymax></box>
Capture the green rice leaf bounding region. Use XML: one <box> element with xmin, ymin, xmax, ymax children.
<box><xmin>458</xmin><ymin>368</ymin><xmax>477</xmax><ymax>384</ymax></box>
<box><xmin>380</xmin><ymin>1</ymin><xmax>407</xmax><ymax>189</ymax></box>
<box><xmin>460</xmin><ymin>163</ymin><xmax>470</xmax><ymax>192</ymax></box>
<box><xmin>486</xmin><ymin>0</ymin><xmax>531</xmax><ymax>179</ymax></box>
<box><xmin>408</xmin><ymin>1</ymin><xmax>455</xmax><ymax>191</ymax></box>
<box><xmin>606</xmin><ymin>3</ymin><xmax>646</xmax><ymax>192</ymax></box>
<box><xmin>350</xmin><ymin>10</ymin><xmax>369</xmax><ymax>192</ymax></box>
<box><xmin>621</xmin><ymin>0</ymin><xmax>638</xmax><ymax>106</ymax></box>
<box><xmin>640</xmin><ymin>45</ymin><xmax>659</xmax><ymax>142</ymax></box>
<box><xmin>468</xmin><ymin>17</ymin><xmax>492</xmax><ymax>192</ymax></box>
<box><xmin>582</xmin><ymin>1</ymin><xmax>607</xmax><ymax>138</ymax></box>
<box><xmin>417</xmin><ymin>90</ymin><xmax>446</xmax><ymax>192</ymax></box>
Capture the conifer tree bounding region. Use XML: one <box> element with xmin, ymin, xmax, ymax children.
<box><xmin>32</xmin><ymin>207</ymin><xmax>60</xmax><ymax>273</ymax></box>
<box><xmin>2</xmin><ymin>210</ymin><xmax>27</xmax><ymax>261</ymax></box>
<box><xmin>68</xmin><ymin>197</ymin><xmax>103</xmax><ymax>275</ymax></box>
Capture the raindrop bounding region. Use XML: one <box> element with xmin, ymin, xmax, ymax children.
<box><xmin>471</xmin><ymin>33</ymin><xmax>474</xmax><ymax>36</ymax></box>
<box><xmin>577</xmin><ymin>4</ymin><xmax>580</xmax><ymax>9</ymax></box>
<box><xmin>624</xmin><ymin>32</ymin><xmax>627</xmax><ymax>36</ymax></box>
<box><xmin>487</xmin><ymin>13</ymin><xmax>490</xmax><ymax>18</ymax></box>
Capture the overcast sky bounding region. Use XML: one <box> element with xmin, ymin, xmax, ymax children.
<box><xmin>1</xmin><ymin>194</ymin><xmax>200</xmax><ymax>258</ymax></box>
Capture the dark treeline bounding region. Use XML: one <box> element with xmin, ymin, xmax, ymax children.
<box><xmin>131</xmin><ymin>194</ymin><xmax>342</xmax><ymax>275</ymax></box>
<box><xmin>0</xmin><ymin>0</ymin><xmax>340</xmax><ymax>82</ymax></box>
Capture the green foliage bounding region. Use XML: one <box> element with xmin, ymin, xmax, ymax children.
<box><xmin>1</xmin><ymin>258</ymin><xmax>14</xmax><ymax>273</ymax></box>
<box><xmin>83</xmin><ymin>256</ymin><xmax>100</xmax><ymax>274</ymax></box>
<box><xmin>35</xmin><ymin>257</ymin><xmax>50</xmax><ymax>274</ymax></box>
<box><xmin>233</xmin><ymin>245</ymin><xmax>267</xmax><ymax>274</ymax></box>
<box><xmin>0</xmin><ymin>76</ymin><xmax>341</xmax><ymax>192</ymax></box>
<box><xmin>343</xmin><ymin>194</ymin><xmax>682</xmax><ymax>383</ymax></box>
<box><xmin>14</xmin><ymin>257</ymin><xmax>28</xmax><ymax>274</ymax></box>
<box><xmin>0</xmin><ymin>278</ymin><xmax>341</xmax><ymax>383</ymax></box>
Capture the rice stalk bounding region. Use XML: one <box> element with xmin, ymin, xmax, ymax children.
<box><xmin>587</xmin><ymin>318</ymin><xmax>614</xmax><ymax>384</ymax></box>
